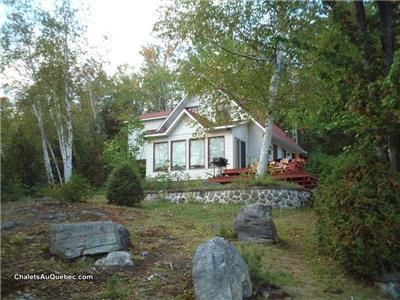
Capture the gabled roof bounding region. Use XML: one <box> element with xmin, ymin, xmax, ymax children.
<box><xmin>139</xmin><ymin>111</ymin><xmax>170</xmax><ymax>120</ymax></box>
<box><xmin>140</xmin><ymin>99</ymin><xmax>305</xmax><ymax>153</ymax></box>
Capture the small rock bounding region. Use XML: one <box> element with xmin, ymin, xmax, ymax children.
<box><xmin>50</xmin><ymin>256</ymin><xmax>56</xmax><ymax>262</ymax></box>
<box><xmin>142</xmin><ymin>251</ymin><xmax>149</xmax><ymax>257</ymax></box>
<box><xmin>193</xmin><ymin>237</ymin><xmax>252</xmax><ymax>300</ymax></box>
<box><xmin>380</xmin><ymin>282</ymin><xmax>400</xmax><ymax>299</ymax></box>
<box><xmin>323</xmin><ymin>287</ymin><xmax>343</xmax><ymax>295</ymax></box>
<box><xmin>1</xmin><ymin>221</ymin><xmax>17</xmax><ymax>230</ymax></box>
<box><xmin>378</xmin><ymin>273</ymin><xmax>400</xmax><ymax>299</ymax></box>
<box><xmin>15</xmin><ymin>293</ymin><xmax>34</xmax><ymax>300</ymax></box>
<box><xmin>95</xmin><ymin>251</ymin><xmax>134</xmax><ymax>267</ymax></box>
<box><xmin>147</xmin><ymin>273</ymin><xmax>164</xmax><ymax>281</ymax></box>
<box><xmin>256</xmin><ymin>284</ymin><xmax>290</xmax><ymax>299</ymax></box>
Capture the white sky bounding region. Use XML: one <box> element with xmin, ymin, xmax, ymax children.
<box><xmin>83</xmin><ymin>0</ymin><xmax>162</xmax><ymax>72</ymax></box>
<box><xmin>0</xmin><ymin>0</ymin><xmax>163</xmax><ymax>96</ymax></box>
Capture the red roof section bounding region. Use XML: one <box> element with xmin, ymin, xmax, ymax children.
<box><xmin>139</xmin><ymin>111</ymin><xmax>170</xmax><ymax>119</ymax></box>
<box><xmin>272</xmin><ymin>124</ymin><xmax>301</xmax><ymax>151</ymax></box>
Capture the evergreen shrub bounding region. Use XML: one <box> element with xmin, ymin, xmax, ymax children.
<box><xmin>315</xmin><ymin>152</ymin><xmax>400</xmax><ymax>278</ymax></box>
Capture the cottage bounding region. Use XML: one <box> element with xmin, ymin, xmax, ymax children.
<box><xmin>130</xmin><ymin>97</ymin><xmax>306</xmax><ymax>179</ymax></box>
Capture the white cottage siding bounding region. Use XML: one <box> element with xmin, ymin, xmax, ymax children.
<box><xmin>248</xmin><ymin>123</ymin><xmax>263</xmax><ymax>162</ymax></box>
<box><xmin>133</xmin><ymin>97</ymin><xmax>305</xmax><ymax>179</ymax></box>
<box><xmin>231</xmin><ymin>124</ymin><xmax>249</xmax><ymax>167</ymax></box>
<box><xmin>143</xmin><ymin>118</ymin><xmax>165</xmax><ymax>131</ymax></box>
<box><xmin>145</xmin><ymin>117</ymin><xmax>233</xmax><ymax>179</ymax></box>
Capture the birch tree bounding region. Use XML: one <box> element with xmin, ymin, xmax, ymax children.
<box><xmin>2</xmin><ymin>0</ymin><xmax>94</xmax><ymax>183</ymax></box>
<box><xmin>257</xmin><ymin>44</ymin><xmax>284</xmax><ymax>175</ymax></box>
<box><xmin>0</xmin><ymin>1</ymin><xmax>56</xmax><ymax>184</ymax></box>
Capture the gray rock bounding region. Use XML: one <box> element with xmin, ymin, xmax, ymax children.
<box><xmin>234</xmin><ymin>203</ymin><xmax>279</xmax><ymax>244</ymax></box>
<box><xmin>49</xmin><ymin>221</ymin><xmax>131</xmax><ymax>259</ymax></box>
<box><xmin>193</xmin><ymin>237</ymin><xmax>252</xmax><ymax>300</ymax></box>
<box><xmin>378</xmin><ymin>273</ymin><xmax>400</xmax><ymax>299</ymax></box>
<box><xmin>95</xmin><ymin>251</ymin><xmax>134</xmax><ymax>267</ymax></box>
<box><xmin>41</xmin><ymin>212</ymin><xmax>70</xmax><ymax>221</ymax></box>
<box><xmin>1</xmin><ymin>221</ymin><xmax>17</xmax><ymax>230</ymax></box>
<box><xmin>82</xmin><ymin>210</ymin><xmax>106</xmax><ymax>218</ymax></box>
<box><xmin>17</xmin><ymin>207</ymin><xmax>37</xmax><ymax>214</ymax></box>
<box><xmin>15</xmin><ymin>293</ymin><xmax>34</xmax><ymax>300</ymax></box>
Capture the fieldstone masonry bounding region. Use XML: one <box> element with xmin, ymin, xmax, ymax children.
<box><xmin>145</xmin><ymin>187</ymin><xmax>312</xmax><ymax>209</ymax></box>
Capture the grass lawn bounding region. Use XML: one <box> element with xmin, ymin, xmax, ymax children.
<box><xmin>1</xmin><ymin>196</ymin><xmax>388</xmax><ymax>299</ymax></box>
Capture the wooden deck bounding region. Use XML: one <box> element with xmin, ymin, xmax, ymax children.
<box><xmin>208</xmin><ymin>167</ymin><xmax>319</xmax><ymax>189</ymax></box>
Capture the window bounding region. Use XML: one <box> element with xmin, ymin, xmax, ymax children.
<box><xmin>208</xmin><ymin>136</ymin><xmax>225</xmax><ymax>165</ymax></box>
<box><xmin>190</xmin><ymin>139</ymin><xmax>205</xmax><ymax>169</ymax></box>
<box><xmin>153</xmin><ymin>142</ymin><xmax>168</xmax><ymax>171</ymax></box>
<box><xmin>171</xmin><ymin>140</ymin><xmax>186</xmax><ymax>170</ymax></box>
<box><xmin>282</xmin><ymin>149</ymin><xmax>287</xmax><ymax>158</ymax></box>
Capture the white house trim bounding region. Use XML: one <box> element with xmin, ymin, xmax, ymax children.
<box><xmin>144</xmin><ymin>109</ymin><xmax>204</xmax><ymax>137</ymax></box>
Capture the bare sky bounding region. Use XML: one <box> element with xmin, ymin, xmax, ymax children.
<box><xmin>0</xmin><ymin>0</ymin><xmax>163</xmax><ymax>96</ymax></box>
<box><xmin>0</xmin><ymin>0</ymin><xmax>163</xmax><ymax>71</ymax></box>
<box><xmin>83</xmin><ymin>0</ymin><xmax>162</xmax><ymax>72</ymax></box>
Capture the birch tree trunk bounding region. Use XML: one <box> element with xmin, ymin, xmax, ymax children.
<box><xmin>33</xmin><ymin>103</ymin><xmax>54</xmax><ymax>184</ymax></box>
<box><xmin>256</xmin><ymin>44</ymin><xmax>284</xmax><ymax>176</ymax></box>
<box><xmin>59</xmin><ymin>13</ymin><xmax>73</xmax><ymax>183</ymax></box>
<box><xmin>47</xmin><ymin>140</ymin><xmax>63</xmax><ymax>185</ymax></box>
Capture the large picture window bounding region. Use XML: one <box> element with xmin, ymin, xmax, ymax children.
<box><xmin>171</xmin><ymin>140</ymin><xmax>186</xmax><ymax>170</ymax></box>
<box><xmin>153</xmin><ymin>142</ymin><xmax>169</xmax><ymax>171</ymax></box>
<box><xmin>208</xmin><ymin>136</ymin><xmax>225</xmax><ymax>165</ymax></box>
<box><xmin>190</xmin><ymin>139</ymin><xmax>205</xmax><ymax>169</ymax></box>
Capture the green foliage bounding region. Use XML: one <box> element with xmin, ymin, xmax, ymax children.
<box><xmin>105</xmin><ymin>275</ymin><xmax>127</xmax><ymax>300</ymax></box>
<box><xmin>238</xmin><ymin>243</ymin><xmax>269</xmax><ymax>285</ymax></box>
<box><xmin>306</xmin><ymin>152</ymin><xmax>336</xmax><ymax>180</ymax></box>
<box><xmin>238</xmin><ymin>243</ymin><xmax>293</xmax><ymax>286</ymax></box>
<box><xmin>106</xmin><ymin>162</ymin><xmax>144</xmax><ymax>207</ymax></box>
<box><xmin>144</xmin><ymin>173</ymin><xmax>204</xmax><ymax>191</ymax></box>
<box><xmin>9</xmin><ymin>233</ymin><xmax>28</xmax><ymax>246</ymax></box>
<box><xmin>216</xmin><ymin>224</ymin><xmax>237</xmax><ymax>240</ymax></box>
<box><xmin>1</xmin><ymin>180</ymin><xmax>29</xmax><ymax>202</ymax></box>
<box><xmin>102</xmin><ymin>119</ymin><xmax>143</xmax><ymax>176</ymax></box>
<box><xmin>315</xmin><ymin>152</ymin><xmax>400</xmax><ymax>278</ymax></box>
<box><xmin>52</xmin><ymin>174</ymin><xmax>93</xmax><ymax>203</ymax></box>
<box><xmin>229</xmin><ymin>174</ymin><xmax>301</xmax><ymax>189</ymax></box>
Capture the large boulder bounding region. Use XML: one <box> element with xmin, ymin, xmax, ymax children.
<box><xmin>193</xmin><ymin>237</ymin><xmax>252</xmax><ymax>300</ymax></box>
<box><xmin>234</xmin><ymin>203</ymin><xmax>279</xmax><ymax>243</ymax></box>
<box><xmin>95</xmin><ymin>251</ymin><xmax>134</xmax><ymax>267</ymax></box>
<box><xmin>49</xmin><ymin>221</ymin><xmax>131</xmax><ymax>259</ymax></box>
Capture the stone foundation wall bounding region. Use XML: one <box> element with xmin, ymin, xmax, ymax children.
<box><xmin>144</xmin><ymin>187</ymin><xmax>312</xmax><ymax>209</ymax></box>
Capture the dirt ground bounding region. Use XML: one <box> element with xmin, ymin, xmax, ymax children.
<box><xmin>0</xmin><ymin>197</ymin><xmax>389</xmax><ymax>300</ymax></box>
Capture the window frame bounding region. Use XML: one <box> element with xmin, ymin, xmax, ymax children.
<box><xmin>171</xmin><ymin>140</ymin><xmax>187</xmax><ymax>171</ymax></box>
<box><xmin>153</xmin><ymin>141</ymin><xmax>169</xmax><ymax>172</ymax></box>
<box><xmin>189</xmin><ymin>138</ymin><xmax>205</xmax><ymax>169</ymax></box>
<box><xmin>208</xmin><ymin>136</ymin><xmax>225</xmax><ymax>167</ymax></box>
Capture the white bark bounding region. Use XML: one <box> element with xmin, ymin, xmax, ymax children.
<box><xmin>33</xmin><ymin>103</ymin><xmax>54</xmax><ymax>184</ymax></box>
<box><xmin>63</xmin><ymin>14</ymin><xmax>73</xmax><ymax>183</ymax></box>
<box><xmin>256</xmin><ymin>44</ymin><xmax>285</xmax><ymax>176</ymax></box>
<box><xmin>47</xmin><ymin>140</ymin><xmax>63</xmax><ymax>185</ymax></box>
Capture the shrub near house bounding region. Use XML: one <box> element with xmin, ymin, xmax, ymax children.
<box><xmin>106</xmin><ymin>162</ymin><xmax>144</xmax><ymax>207</ymax></box>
